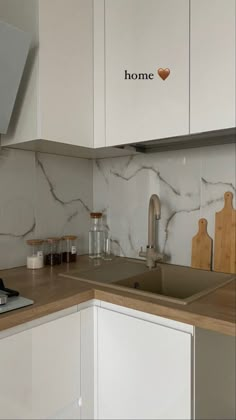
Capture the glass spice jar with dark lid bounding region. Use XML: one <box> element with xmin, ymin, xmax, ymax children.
<box><xmin>62</xmin><ymin>235</ymin><xmax>78</xmax><ymax>263</ymax></box>
<box><xmin>45</xmin><ymin>237</ymin><xmax>62</xmax><ymax>266</ymax></box>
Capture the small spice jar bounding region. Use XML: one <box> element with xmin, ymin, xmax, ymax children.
<box><xmin>26</xmin><ymin>239</ymin><xmax>44</xmax><ymax>269</ymax></box>
<box><xmin>62</xmin><ymin>235</ymin><xmax>78</xmax><ymax>263</ymax></box>
<box><xmin>45</xmin><ymin>237</ymin><xmax>62</xmax><ymax>266</ymax></box>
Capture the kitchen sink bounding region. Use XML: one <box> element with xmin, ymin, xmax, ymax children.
<box><xmin>60</xmin><ymin>260</ymin><xmax>234</xmax><ymax>305</ymax></box>
<box><xmin>113</xmin><ymin>263</ymin><xmax>234</xmax><ymax>305</ymax></box>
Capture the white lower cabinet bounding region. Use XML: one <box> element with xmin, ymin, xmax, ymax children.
<box><xmin>32</xmin><ymin>311</ymin><xmax>81</xmax><ymax>419</ymax></box>
<box><xmin>80</xmin><ymin>304</ymin><xmax>235</xmax><ymax>420</ymax></box>
<box><xmin>96</xmin><ymin>307</ymin><xmax>192</xmax><ymax>420</ymax></box>
<box><xmin>0</xmin><ymin>302</ymin><xmax>235</xmax><ymax>420</ymax></box>
<box><xmin>0</xmin><ymin>310</ymin><xmax>81</xmax><ymax>420</ymax></box>
<box><xmin>0</xmin><ymin>329</ymin><xmax>32</xmax><ymax>419</ymax></box>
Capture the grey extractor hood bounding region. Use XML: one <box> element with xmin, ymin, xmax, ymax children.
<box><xmin>0</xmin><ymin>20</ymin><xmax>30</xmax><ymax>134</ymax></box>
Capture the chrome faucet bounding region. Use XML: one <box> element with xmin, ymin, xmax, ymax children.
<box><xmin>139</xmin><ymin>194</ymin><xmax>163</xmax><ymax>269</ymax></box>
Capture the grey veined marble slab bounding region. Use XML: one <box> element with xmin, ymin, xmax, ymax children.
<box><xmin>0</xmin><ymin>142</ymin><xmax>235</xmax><ymax>270</ymax></box>
<box><xmin>0</xmin><ymin>148</ymin><xmax>93</xmax><ymax>269</ymax></box>
<box><xmin>93</xmin><ymin>143</ymin><xmax>236</xmax><ymax>267</ymax></box>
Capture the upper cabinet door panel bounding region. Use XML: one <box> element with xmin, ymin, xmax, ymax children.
<box><xmin>39</xmin><ymin>0</ymin><xmax>94</xmax><ymax>147</ymax></box>
<box><xmin>105</xmin><ymin>0</ymin><xmax>189</xmax><ymax>146</ymax></box>
<box><xmin>190</xmin><ymin>0</ymin><xmax>236</xmax><ymax>133</ymax></box>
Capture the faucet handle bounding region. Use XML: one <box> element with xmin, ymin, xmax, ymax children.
<box><xmin>139</xmin><ymin>246</ymin><xmax>146</xmax><ymax>258</ymax></box>
<box><xmin>154</xmin><ymin>252</ymin><xmax>164</xmax><ymax>262</ymax></box>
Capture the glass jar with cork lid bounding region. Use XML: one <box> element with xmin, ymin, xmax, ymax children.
<box><xmin>45</xmin><ymin>237</ymin><xmax>62</xmax><ymax>266</ymax></box>
<box><xmin>62</xmin><ymin>235</ymin><xmax>77</xmax><ymax>263</ymax></box>
<box><xmin>89</xmin><ymin>212</ymin><xmax>104</xmax><ymax>258</ymax></box>
<box><xmin>26</xmin><ymin>239</ymin><xmax>44</xmax><ymax>269</ymax></box>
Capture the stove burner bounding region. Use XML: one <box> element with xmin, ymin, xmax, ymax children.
<box><xmin>0</xmin><ymin>279</ymin><xmax>19</xmax><ymax>298</ymax></box>
<box><xmin>0</xmin><ymin>280</ymin><xmax>33</xmax><ymax>313</ymax></box>
<box><xmin>0</xmin><ymin>292</ymin><xmax>8</xmax><ymax>305</ymax></box>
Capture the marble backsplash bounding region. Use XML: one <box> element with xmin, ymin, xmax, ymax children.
<box><xmin>93</xmin><ymin>143</ymin><xmax>236</xmax><ymax>267</ymax></box>
<box><xmin>0</xmin><ymin>148</ymin><xmax>93</xmax><ymax>269</ymax></box>
<box><xmin>0</xmin><ymin>142</ymin><xmax>235</xmax><ymax>270</ymax></box>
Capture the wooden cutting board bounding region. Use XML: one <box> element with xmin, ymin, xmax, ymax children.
<box><xmin>191</xmin><ymin>218</ymin><xmax>213</xmax><ymax>270</ymax></box>
<box><xmin>214</xmin><ymin>191</ymin><xmax>236</xmax><ymax>274</ymax></box>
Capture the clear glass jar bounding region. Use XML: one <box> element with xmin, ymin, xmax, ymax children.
<box><xmin>45</xmin><ymin>237</ymin><xmax>62</xmax><ymax>266</ymax></box>
<box><xmin>26</xmin><ymin>239</ymin><xmax>44</xmax><ymax>269</ymax></box>
<box><xmin>89</xmin><ymin>212</ymin><xmax>104</xmax><ymax>258</ymax></box>
<box><xmin>62</xmin><ymin>235</ymin><xmax>77</xmax><ymax>263</ymax></box>
<box><xmin>102</xmin><ymin>237</ymin><xmax>113</xmax><ymax>261</ymax></box>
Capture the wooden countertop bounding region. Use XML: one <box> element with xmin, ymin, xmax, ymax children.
<box><xmin>0</xmin><ymin>256</ymin><xmax>235</xmax><ymax>336</ymax></box>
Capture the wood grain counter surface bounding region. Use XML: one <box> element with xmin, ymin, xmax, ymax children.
<box><xmin>0</xmin><ymin>256</ymin><xmax>235</xmax><ymax>336</ymax></box>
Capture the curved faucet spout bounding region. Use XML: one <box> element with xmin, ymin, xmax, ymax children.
<box><xmin>139</xmin><ymin>193</ymin><xmax>163</xmax><ymax>268</ymax></box>
<box><xmin>148</xmin><ymin>194</ymin><xmax>161</xmax><ymax>247</ymax></box>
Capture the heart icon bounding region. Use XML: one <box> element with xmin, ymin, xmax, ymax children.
<box><xmin>158</xmin><ymin>68</ymin><xmax>170</xmax><ymax>80</ymax></box>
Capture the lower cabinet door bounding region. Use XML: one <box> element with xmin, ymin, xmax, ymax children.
<box><xmin>0</xmin><ymin>329</ymin><xmax>32</xmax><ymax>419</ymax></box>
<box><xmin>32</xmin><ymin>312</ymin><xmax>81</xmax><ymax>419</ymax></box>
<box><xmin>97</xmin><ymin>308</ymin><xmax>192</xmax><ymax>420</ymax></box>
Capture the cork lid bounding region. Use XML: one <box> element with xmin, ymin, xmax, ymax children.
<box><xmin>27</xmin><ymin>239</ymin><xmax>44</xmax><ymax>245</ymax></box>
<box><xmin>62</xmin><ymin>235</ymin><xmax>77</xmax><ymax>240</ymax></box>
<box><xmin>46</xmin><ymin>237</ymin><xmax>61</xmax><ymax>243</ymax></box>
<box><xmin>90</xmin><ymin>212</ymin><xmax>102</xmax><ymax>218</ymax></box>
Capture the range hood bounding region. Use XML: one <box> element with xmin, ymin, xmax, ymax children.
<box><xmin>0</xmin><ymin>20</ymin><xmax>30</xmax><ymax>134</ymax></box>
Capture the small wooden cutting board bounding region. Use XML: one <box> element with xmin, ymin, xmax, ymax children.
<box><xmin>214</xmin><ymin>191</ymin><xmax>236</xmax><ymax>274</ymax></box>
<box><xmin>191</xmin><ymin>218</ymin><xmax>213</xmax><ymax>270</ymax></box>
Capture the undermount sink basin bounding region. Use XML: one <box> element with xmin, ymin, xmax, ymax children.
<box><xmin>113</xmin><ymin>263</ymin><xmax>234</xmax><ymax>305</ymax></box>
<box><xmin>60</xmin><ymin>259</ymin><xmax>234</xmax><ymax>305</ymax></box>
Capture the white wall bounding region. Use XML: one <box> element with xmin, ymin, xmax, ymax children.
<box><xmin>93</xmin><ymin>143</ymin><xmax>236</xmax><ymax>267</ymax></box>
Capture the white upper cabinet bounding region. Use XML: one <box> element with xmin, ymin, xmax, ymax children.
<box><xmin>1</xmin><ymin>0</ymin><xmax>94</xmax><ymax>150</ymax></box>
<box><xmin>190</xmin><ymin>0</ymin><xmax>236</xmax><ymax>133</ymax></box>
<box><xmin>38</xmin><ymin>0</ymin><xmax>93</xmax><ymax>148</ymax></box>
<box><xmin>104</xmin><ymin>0</ymin><xmax>190</xmax><ymax>146</ymax></box>
<box><xmin>1</xmin><ymin>0</ymin><xmax>235</xmax><ymax>155</ymax></box>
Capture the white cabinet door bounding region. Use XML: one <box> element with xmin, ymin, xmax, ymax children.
<box><xmin>1</xmin><ymin>0</ymin><xmax>94</xmax><ymax>150</ymax></box>
<box><xmin>39</xmin><ymin>0</ymin><xmax>94</xmax><ymax>148</ymax></box>
<box><xmin>105</xmin><ymin>0</ymin><xmax>189</xmax><ymax>146</ymax></box>
<box><xmin>0</xmin><ymin>329</ymin><xmax>32</xmax><ymax>419</ymax></box>
<box><xmin>97</xmin><ymin>308</ymin><xmax>192</xmax><ymax>420</ymax></box>
<box><xmin>80</xmin><ymin>306</ymin><xmax>98</xmax><ymax>420</ymax></box>
<box><xmin>32</xmin><ymin>312</ymin><xmax>81</xmax><ymax>419</ymax></box>
<box><xmin>190</xmin><ymin>0</ymin><xmax>236</xmax><ymax>133</ymax></box>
